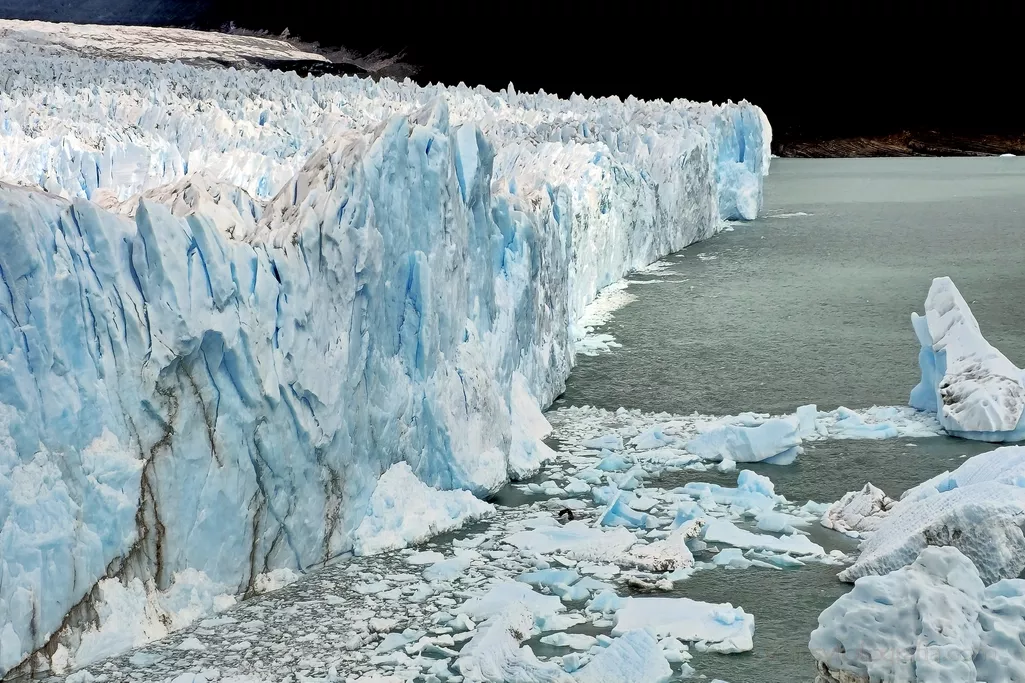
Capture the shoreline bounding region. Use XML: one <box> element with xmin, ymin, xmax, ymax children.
<box><xmin>775</xmin><ymin>131</ymin><xmax>1025</xmax><ymax>158</ymax></box>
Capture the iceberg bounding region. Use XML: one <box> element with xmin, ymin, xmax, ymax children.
<box><xmin>456</xmin><ymin>603</ymin><xmax>572</xmax><ymax>683</ymax></box>
<box><xmin>573</xmin><ymin>630</ymin><xmax>672</xmax><ymax>683</ymax></box>
<box><xmin>838</xmin><ymin>481</ymin><xmax>1025</xmax><ymax>585</ymax></box>
<box><xmin>899</xmin><ymin>444</ymin><xmax>1025</xmax><ymax>505</ymax></box>
<box><xmin>685</xmin><ymin>416</ymin><xmax>802</xmax><ymax>465</ymax></box>
<box><xmin>910</xmin><ymin>277</ymin><xmax>1025</xmax><ymax>441</ymax></box>
<box><xmin>611</xmin><ymin>596</ymin><xmax>755</xmax><ymax>653</ymax></box>
<box><xmin>820</xmin><ymin>483</ymin><xmax>895</xmax><ymax>537</ymax></box>
<box><xmin>703</xmin><ymin>518</ymin><xmax>824</xmax><ymax>556</ymax></box>
<box><xmin>810</xmin><ymin>546</ymin><xmax>1025</xmax><ymax>683</ymax></box>
<box><xmin>0</xmin><ymin>35</ymin><xmax>770</xmax><ymax>676</ymax></box>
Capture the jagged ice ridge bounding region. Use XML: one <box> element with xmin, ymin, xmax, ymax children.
<box><xmin>0</xmin><ymin>47</ymin><xmax>770</xmax><ymax>675</ymax></box>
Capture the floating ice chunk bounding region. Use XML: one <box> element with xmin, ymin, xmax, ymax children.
<box><xmin>582</xmin><ymin>435</ymin><xmax>625</xmax><ymax>451</ymax></box>
<box><xmin>176</xmin><ymin>637</ymin><xmax>205</xmax><ymax>651</ymax></box>
<box><xmin>820</xmin><ymin>483</ymin><xmax>895</xmax><ymax>536</ymax></box>
<box><xmin>407</xmin><ymin>551</ymin><xmax>446</xmax><ymax>566</ymax></box>
<box><xmin>585</xmin><ymin>589</ymin><xmax>626</xmax><ymax>614</ymax></box>
<box><xmin>840</xmin><ymin>481</ymin><xmax>1025</xmax><ymax>585</ymax></box>
<box><xmin>737</xmin><ymin>469</ymin><xmax>777</xmax><ymax>497</ymax></box>
<box><xmin>612</xmin><ymin>596</ymin><xmax>754</xmax><ymax>653</ymax></box>
<box><xmin>353</xmin><ymin>463</ymin><xmax>495</xmax><ymax>556</ymax></box>
<box><xmin>455</xmin><ymin>582</ymin><xmax>564</xmax><ymax>624</ymax></box>
<box><xmin>670</xmin><ymin>502</ymin><xmax>707</xmax><ymax>530</ymax></box>
<box><xmin>424</xmin><ymin>554</ymin><xmax>477</xmax><ymax>582</ymax></box>
<box><xmin>624</xmin><ymin>522</ymin><xmax>701</xmax><ymax>572</ymax></box>
<box><xmin>746</xmin><ymin>550</ymin><xmax>805</xmax><ymax>568</ymax></box>
<box><xmin>713</xmin><ymin>548</ymin><xmax>752</xmax><ymax>569</ymax></box>
<box><xmin>457</xmin><ymin>603</ymin><xmax>572</xmax><ymax>683</ymax></box>
<box><xmin>503</xmin><ymin>521</ymin><xmax>637</xmax><ymax>562</ymax></box>
<box><xmin>539</xmin><ymin>633</ymin><xmax>598</xmax><ymax>650</ymax></box>
<box><xmin>703</xmin><ymin>518</ymin><xmax>825</xmax><ymax>556</ymax></box>
<box><xmin>564</xmin><ymin>478</ymin><xmax>591</xmax><ymax>495</ymax></box>
<box><xmin>376</xmin><ymin>629</ymin><xmax>427</xmax><ymax>654</ymax></box>
<box><xmin>629</xmin><ymin>427</ymin><xmax>682</xmax><ymax>451</ymax></box>
<box><xmin>678</xmin><ymin>471</ymin><xmax>779</xmax><ymax>512</ymax></box>
<box><xmin>598</xmin><ymin>492</ymin><xmax>658</xmax><ymax>529</ymax></box>
<box><xmin>796</xmin><ymin>404</ymin><xmax>819</xmax><ymax>437</ymax></box>
<box><xmin>573</xmin><ymin>630</ymin><xmax>673</xmax><ymax>683</ymax></box>
<box><xmin>596</xmin><ymin>453</ymin><xmax>632</xmax><ymax>472</ymax></box>
<box><xmin>811</xmin><ymin>546</ymin><xmax>1025</xmax><ymax>683</ymax></box>
<box><xmin>755</xmin><ymin>511</ymin><xmax>802</xmax><ymax>534</ymax></box>
<box><xmin>910</xmin><ymin>277</ymin><xmax>1025</xmax><ymax>442</ymax></box>
<box><xmin>518</xmin><ymin>569</ymin><xmax>581</xmax><ymax>590</ymax></box>
<box><xmin>686</xmin><ymin>417</ymin><xmax>801</xmax><ymax>465</ymax></box>
<box><xmin>252</xmin><ymin>567</ymin><xmax>301</xmax><ymax>594</ymax></box>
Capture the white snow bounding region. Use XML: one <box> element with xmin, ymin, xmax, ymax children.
<box><xmin>811</xmin><ymin>546</ymin><xmax>1025</xmax><ymax>683</ymax></box>
<box><xmin>909</xmin><ymin>276</ymin><xmax>1025</xmax><ymax>441</ymax></box>
<box><xmin>352</xmin><ymin>462</ymin><xmax>495</xmax><ymax>556</ymax></box>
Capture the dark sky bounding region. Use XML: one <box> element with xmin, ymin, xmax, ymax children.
<box><xmin>1</xmin><ymin>0</ymin><xmax>1019</xmax><ymax>141</ymax></box>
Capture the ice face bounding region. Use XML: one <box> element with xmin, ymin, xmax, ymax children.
<box><xmin>0</xmin><ymin>39</ymin><xmax>769</xmax><ymax>675</ymax></box>
<box><xmin>810</xmin><ymin>546</ymin><xmax>1025</xmax><ymax>683</ymax></box>
<box><xmin>910</xmin><ymin>277</ymin><xmax>1025</xmax><ymax>441</ymax></box>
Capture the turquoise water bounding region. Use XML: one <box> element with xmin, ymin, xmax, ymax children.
<box><xmin>550</xmin><ymin>158</ymin><xmax>1025</xmax><ymax>682</ymax></box>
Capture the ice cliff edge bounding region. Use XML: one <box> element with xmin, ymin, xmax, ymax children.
<box><xmin>0</xmin><ymin>51</ymin><xmax>769</xmax><ymax>675</ymax></box>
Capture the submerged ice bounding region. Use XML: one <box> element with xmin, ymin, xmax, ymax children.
<box><xmin>0</xmin><ymin>39</ymin><xmax>770</xmax><ymax>675</ymax></box>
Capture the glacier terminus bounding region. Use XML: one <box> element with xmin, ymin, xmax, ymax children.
<box><xmin>0</xmin><ymin>23</ymin><xmax>770</xmax><ymax>677</ymax></box>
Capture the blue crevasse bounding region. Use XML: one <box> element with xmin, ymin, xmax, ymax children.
<box><xmin>0</xmin><ymin>53</ymin><xmax>770</xmax><ymax>674</ymax></box>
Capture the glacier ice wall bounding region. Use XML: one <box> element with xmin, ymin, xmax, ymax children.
<box><xmin>0</xmin><ymin>50</ymin><xmax>770</xmax><ymax>675</ymax></box>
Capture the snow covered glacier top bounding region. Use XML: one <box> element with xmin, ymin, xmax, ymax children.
<box><xmin>0</xmin><ymin>39</ymin><xmax>770</xmax><ymax>677</ymax></box>
<box><xmin>0</xmin><ymin>19</ymin><xmax>329</xmax><ymax>63</ymax></box>
<box><xmin>910</xmin><ymin>276</ymin><xmax>1025</xmax><ymax>441</ymax></box>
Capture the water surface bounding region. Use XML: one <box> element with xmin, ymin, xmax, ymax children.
<box><xmin>550</xmin><ymin>157</ymin><xmax>1025</xmax><ymax>682</ymax></box>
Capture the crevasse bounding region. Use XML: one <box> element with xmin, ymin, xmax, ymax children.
<box><xmin>0</xmin><ymin>50</ymin><xmax>770</xmax><ymax>675</ymax></box>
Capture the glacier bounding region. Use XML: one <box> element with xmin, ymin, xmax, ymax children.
<box><xmin>0</xmin><ymin>42</ymin><xmax>770</xmax><ymax>676</ymax></box>
<box><xmin>910</xmin><ymin>276</ymin><xmax>1025</xmax><ymax>441</ymax></box>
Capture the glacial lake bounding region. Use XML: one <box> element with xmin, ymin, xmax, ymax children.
<box><xmin>549</xmin><ymin>157</ymin><xmax>1025</xmax><ymax>681</ymax></box>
